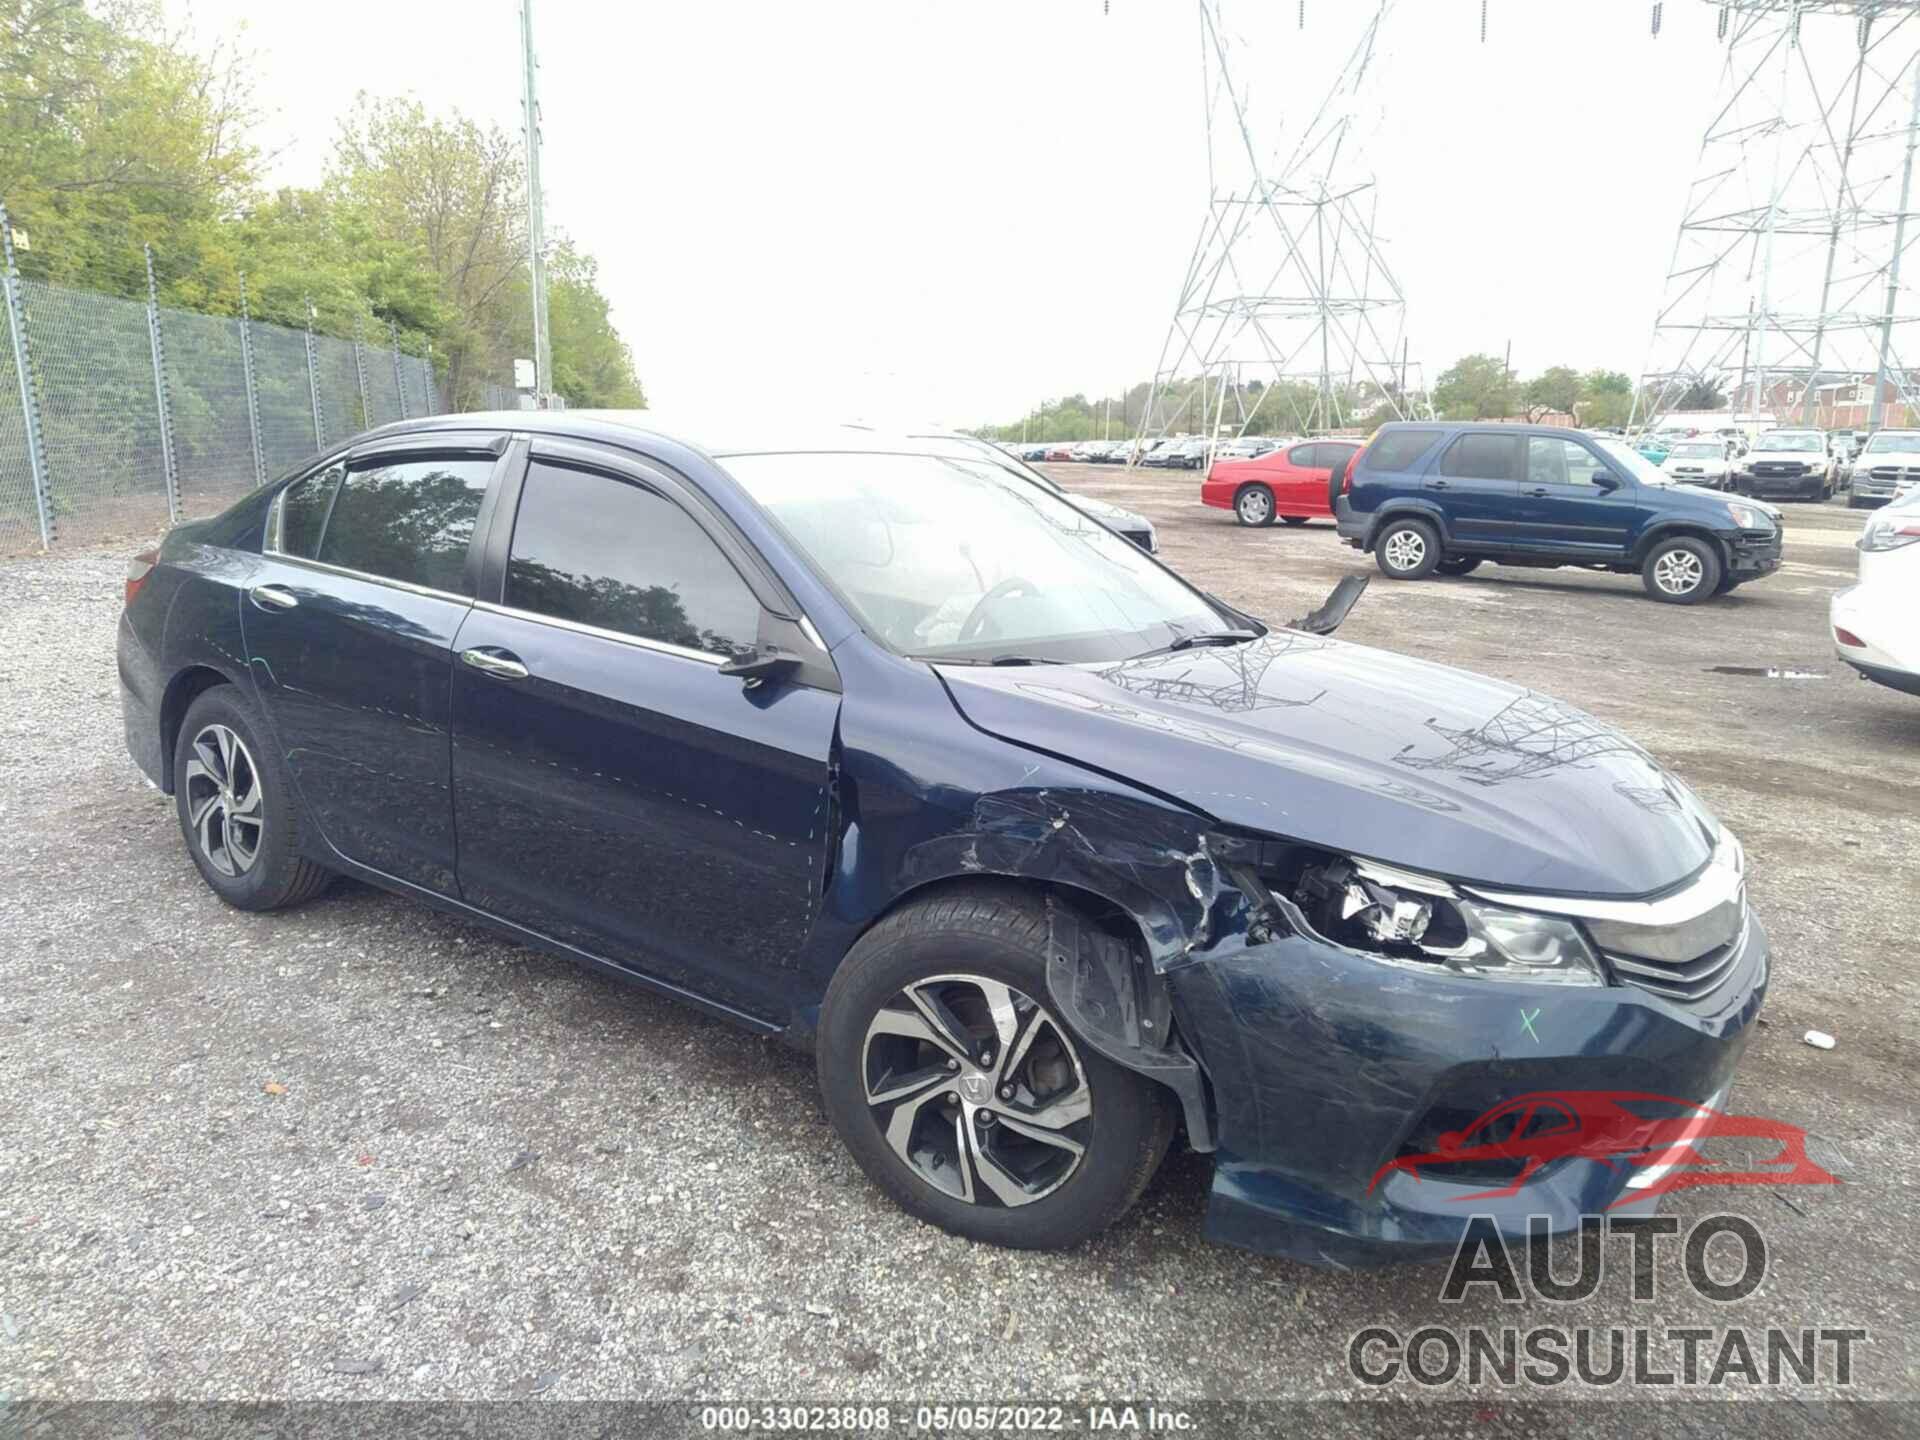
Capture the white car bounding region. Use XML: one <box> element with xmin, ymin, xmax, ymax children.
<box><xmin>1831</xmin><ymin>492</ymin><xmax>1920</xmax><ymax>697</ymax></box>
<box><xmin>1661</xmin><ymin>440</ymin><xmax>1734</xmax><ymax>490</ymax></box>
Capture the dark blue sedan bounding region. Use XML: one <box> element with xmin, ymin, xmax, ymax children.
<box><xmin>117</xmin><ymin>413</ymin><xmax>1766</xmax><ymax>1264</ymax></box>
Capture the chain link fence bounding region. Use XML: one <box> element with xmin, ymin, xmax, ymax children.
<box><xmin>0</xmin><ymin>256</ymin><xmax>453</xmax><ymax>554</ymax></box>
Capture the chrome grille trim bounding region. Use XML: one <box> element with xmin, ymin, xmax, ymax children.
<box><xmin>1465</xmin><ymin>830</ymin><xmax>1749</xmax><ymax>1003</ymax></box>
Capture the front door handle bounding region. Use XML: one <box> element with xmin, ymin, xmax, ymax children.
<box><xmin>1426</xmin><ymin>479</ymin><xmax>1450</xmax><ymax>490</ymax></box>
<box><xmin>461</xmin><ymin>647</ymin><xmax>529</xmax><ymax>681</ymax></box>
<box><xmin>250</xmin><ymin>584</ymin><xmax>299</xmax><ymax>611</ymax></box>
<box><xmin>1525</xmin><ymin>486</ymin><xmax>1550</xmax><ymax>497</ymax></box>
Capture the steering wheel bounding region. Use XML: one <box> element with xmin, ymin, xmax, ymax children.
<box><xmin>957</xmin><ymin>576</ymin><xmax>1043</xmax><ymax>644</ymax></box>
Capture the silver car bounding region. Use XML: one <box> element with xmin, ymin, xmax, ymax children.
<box><xmin>1849</xmin><ymin>430</ymin><xmax>1920</xmax><ymax>508</ymax></box>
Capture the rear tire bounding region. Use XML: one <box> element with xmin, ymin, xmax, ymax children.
<box><xmin>817</xmin><ymin>889</ymin><xmax>1175</xmax><ymax>1251</ymax></box>
<box><xmin>172</xmin><ymin>686</ymin><xmax>333</xmax><ymax>911</ymax></box>
<box><xmin>1374</xmin><ymin>517</ymin><xmax>1442</xmax><ymax>580</ymax></box>
<box><xmin>1234</xmin><ymin>484</ymin><xmax>1276</xmax><ymax>527</ymax></box>
<box><xmin>1641</xmin><ymin>536</ymin><xmax>1722</xmax><ymax>605</ymax></box>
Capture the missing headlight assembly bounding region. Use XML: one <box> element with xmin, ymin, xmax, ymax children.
<box><xmin>1241</xmin><ymin>849</ymin><xmax>1606</xmax><ymax>987</ymax></box>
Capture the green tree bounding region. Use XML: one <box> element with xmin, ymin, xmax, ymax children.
<box><xmin>1674</xmin><ymin>376</ymin><xmax>1726</xmax><ymax>411</ymax></box>
<box><xmin>1579</xmin><ymin>369</ymin><xmax>1635</xmax><ymax>427</ymax></box>
<box><xmin>1523</xmin><ymin>365</ymin><xmax>1583</xmax><ymax>422</ymax></box>
<box><xmin>1433</xmin><ymin>353</ymin><xmax>1515</xmax><ymax>420</ymax></box>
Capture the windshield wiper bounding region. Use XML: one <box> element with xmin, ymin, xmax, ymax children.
<box><xmin>1166</xmin><ymin>629</ymin><xmax>1260</xmax><ymax>652</ymax></box>
<box><xmin>985</xmin><ymin>654</ymin><xmax>1061</xmax><ymax>666</ymax></box>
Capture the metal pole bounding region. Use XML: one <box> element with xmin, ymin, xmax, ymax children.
<box><xmin>237</xmin><ymin>275</ymin><xmax>266</xmax><ymax>486</ymax></box>
<box><xmin>352</xmin><ymin>314</ymin><xmax>372</xmax><ymax>431</ymax></box>
<box><xmin>1750</xmin><ymin>14</ymin><xmax>1798</xmax><ymax>429</ymax></box>
<box><xmin>1871</xmin><ymin>54</ymin><xmax>1920</xmax><ymax>433</ymax></box>
<box><xmin>302</xmin><ymin>297</ymin><xmax>324</xmax><ymax>448</ymax></box>
<box><xmin>390</xmin><ymin>320</ymin><xmax>409</xmax><ymax>420</ymax></box>
<box><xmin>143</xmin><ymin>245</ymin><xmax>181</xmax><ymax>523</ymax></box>
<box><xmin>1</xmin><ymin>202</ymin><xmax>52</xmax><ymax>548</ymax></box>
<box><xmin>1802</xmin><ymin>15</ymin><xmax>1872</xmax><ymax>422</ymax></box>
<box><xmin>423</xmin><ymin>342</ymin><xmax>437</xmax><ymax>415</ymax></box>
<box><xmin>521</xmin><ymin>0</ymin><xmax>554</xmax><ymax>403</ymax></box>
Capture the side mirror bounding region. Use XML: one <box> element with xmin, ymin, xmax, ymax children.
<box><xmin>1593</xmin><ymin>473</ymin><xmax>1622</xmax><ymax>493</ymax></box>
<box><xmin>718</xmin><ymin>647</ymin><xmax>802</xmax><ymax>688</ymax></box>
<box><xmin>1289</xmin><ymin>574</ymin><xmax>1368</xmax><ymax>635</ymax></box>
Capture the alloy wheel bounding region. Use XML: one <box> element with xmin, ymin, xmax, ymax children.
<box><xmin>861</xmin><ymin>974</ymin><xmax>1091</xmax><ymax>1207</ymax></box>
<box><xmin>1237</xmin><ymin>488</ymin><xmax>1271</xmax><ymax>524</ymax></box>
<box><xmin>1652</xmin><ymin>549</ymin><xmax>1705</xmax><ymax>596</ymax></box>
<box><xmin>182</xmin><ymin>723</ymin><xmax>264</xmax><ymax>877</ymax></box>
<box><xmin>1383</xmin><ymin>528</ymin><xmax>1427</xmax><ymax>571</ymax></box>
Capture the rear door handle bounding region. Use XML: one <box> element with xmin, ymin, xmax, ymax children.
<box><xmin>250</xmin><ymin>584</ymin><xmax>299</xmax><ymax>611</ymax></box>
<box><xmin>461</xmin><ymin>647</ymin><xmax>529</xmax><ymax>681</ymax></box>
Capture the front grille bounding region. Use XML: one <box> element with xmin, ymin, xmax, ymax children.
<box><xmin>1597</xmin><ymin>905</ymin><xmax>1747</xmax><ymax>1003</ymax></box>
<box><xmin>1753</xmin><ymin>463</ymin><xmax>1807</xmax><ymax>476</ymax></box>
<box><xmin>1868</xmin><ymin>465</ymin><xmax>1920</xmax><ymax>482</ymax></box>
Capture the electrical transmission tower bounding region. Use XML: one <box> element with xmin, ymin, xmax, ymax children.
<box><xmin>1636</xmin><ymin>0</ymin><xmax>1920</xmax><ymax>431</ymax></box>
<box><xmin>1137</xmin><ymin>0</ymin><xmax>1420</xmax><ymax>448</ymax></box>
<box><xmin>520</xmin><ymin>0</ymin><xmax>555</xmax><ymax>409</ymax></box>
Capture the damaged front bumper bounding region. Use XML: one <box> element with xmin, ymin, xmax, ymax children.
<box><xmin>1163</xmin><ymin>910</ymin><xmax>1767</xmax><ymax>1267</ymax></box>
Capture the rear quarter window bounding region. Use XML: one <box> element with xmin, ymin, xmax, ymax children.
<box><xmin>1360</xmin><ymin>429</ymin><xmax>1443</xmax><ymax>472</ymax></box>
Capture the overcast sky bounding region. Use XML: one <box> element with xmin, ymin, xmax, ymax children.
<box><xmin>172</xmin><ymin>0</ymin><xmax>1792</xmax><ymax>423</ymax></box>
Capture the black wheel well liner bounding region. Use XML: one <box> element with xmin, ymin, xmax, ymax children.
<box><xmin>158</xmin><ymin>665</ymin><xmax>239</xmax><ymax>793</ymax></box>
<box><xmin>845</xmin><ymin>873</ymin><xmax>1216</xmax><ymax>1150</ymax></box>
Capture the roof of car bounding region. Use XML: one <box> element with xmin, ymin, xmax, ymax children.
<box><xmin>357</xmin><ymin>409</ymin><xmax>970</xmax><ymax>461</ymax></box>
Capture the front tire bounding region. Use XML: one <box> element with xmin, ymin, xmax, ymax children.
<box><xmin>1641</xmin><ymin>536</ymin><xmax>1722</xmax><ymax>605</ymax></box>
<box><xmin>1374</xmin><ymin>517</ymin><xmax>1442</xmax><ymax>580</ymax></box>
<box><xmin>1234</xmin><ymin>484</ymin><xmax>1276</xmax><ymax>527</ymax></box>
<box><xmin>172</xmin><ymin>686</ymin><xmax>333</xmax><ymax>911</ymax></box>
<box><xmin>817</xmin><ymin>889</ymin><xmax>1175</xmax><ymax>1250</ymax></box>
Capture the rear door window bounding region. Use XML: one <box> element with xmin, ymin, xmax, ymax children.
<box><xmin>273</xmin><ymin>461</ymin><xmax>344</xmax><ymax>559</ymax></box>
<box><xmin>317</xmin><ymin>455</ymin><xmax>496</xmax><ymax>592</ymax></box>
<box><xmin>505</xmin><ymin>460</ymin><xmax>761</xmax><ymax>657</ymax></box>
<box><xmin>1439</xmin><ymin>433</ymin><xmax>1523</xmax><ymax>482</ymax></box>
<box><xmin>1288</xmin><ymin>443</ymin><xmax>1321</xmax><ymax>468</ymax></box>
<box><xmin>1361</xmin><ymin>429</ymin><xmax>1443</xmax><ymax>472</ymax></box>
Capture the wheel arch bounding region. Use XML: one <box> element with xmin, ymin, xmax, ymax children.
<box><xmin>829</xmin><ymin>872</ymin><xmax>1216</xmax><ymax>1150</ymax></box>
<box><xmin>158</xmin><ymin>664</ymin><xmax>244</xmax><ymax>793</ymax></box>
<box><xmin>1363</xmin><ymin>500</ymin><xmax>1450</xmax><ymax>550</ymax></box>
<box><xmin>1630</xmin><ymin>521</ymin><xmax>1732</xmax><ymax>569</ymax></box>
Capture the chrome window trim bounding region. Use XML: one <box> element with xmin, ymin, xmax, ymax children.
<box><xmin>1465</xmin><ymin>829</ymin><xmax>1745</xmax><ymax>926</ymax></box>
<box><xmin>264</xmin><ymin>552</ymin><xmax>471</xmax><ymax>606</ymax></box>
<box><xmin>471</xmin><ymin>598</ymin><xmax>728</xmax><ymax>667</ymax></box>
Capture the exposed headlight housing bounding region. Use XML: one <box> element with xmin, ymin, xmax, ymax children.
<box><xmin>1287</xmin><ymin>857</ymin><xmax>1604</xmax><ymax>986</ymax></box>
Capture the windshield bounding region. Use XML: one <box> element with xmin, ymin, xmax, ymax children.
<box><xmin>1595</xmin><ymin>438</ymin><xmax>1670</xmax><ymax>485</ymax></box>
<box><xmin>1863</xmin><ymin>432</ymin><xmax>1920</xmax><ymax>455</ymax></box>
<box><xmin>724</xmin><ymin>451</ymin><xmax>1226</xmax><ymax>663</ymax></box>
<box><xmin>1669</xmin><ymin>443</ymin><xmax>1721</xmax><ymax>458</ymax></box>
<box><xmin>1755</xmin><ymin>432</ymin><xmax>1823</xmax><ymax>452</ymax></box>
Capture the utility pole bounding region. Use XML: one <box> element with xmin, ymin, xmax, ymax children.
<box><xmin>520</xmin><ymin>1</ymin><xmax>554</xmax><ymax>407</ymax></box>
<box><xmin>1871</xmin><ymin>54</ymin><xmax>1920</xmax><ymax>433</ymax></box>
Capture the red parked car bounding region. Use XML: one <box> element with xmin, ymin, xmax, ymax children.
<box><xmin>1203</xmin><ymin>438</ymin><xmax>1362</xmax><ymax>527</ymax></box>
<box><xmin>1043</xmin><ymin>443</ymin><xmax>1076</xmax><ymax>462</ymax></box>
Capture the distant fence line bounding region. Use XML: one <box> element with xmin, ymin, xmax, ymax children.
<box><xmin>0</xmin><ymin>218</ymin><xmax>452</xmax><ymax>554</ymax></box>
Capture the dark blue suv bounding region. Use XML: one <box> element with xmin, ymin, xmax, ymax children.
<box><xmin>1334</xmin><ymin>424</ymin><xmax>1784</xmax><ymax>603</ymax></box>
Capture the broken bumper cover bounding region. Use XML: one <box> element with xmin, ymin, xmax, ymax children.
<box><xmin>1726</xmin><ymin>528</ymin><xmax>1783</xmax><ymax>580</ymax></box>
<box><xmin>1165</xmin><ymin>912</ymin><xmax>1768</xmax><ymax>1268</ymax></box>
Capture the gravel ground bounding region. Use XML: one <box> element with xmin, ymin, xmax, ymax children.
<box><xmin>0</xmin><ymin>474</ymin><xmax>1915</xmax><ymax>1421</ymax></box>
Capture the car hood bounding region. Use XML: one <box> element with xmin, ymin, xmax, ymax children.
<box><xmin>935</xmin><ymin>633</ymin><xmax>1718</xmax><ymax>897</ymax></box>
<box><xmin>1068</xmin><ymin>494</ymin><xmax>1151</xmax><ymax>530</ymax></box>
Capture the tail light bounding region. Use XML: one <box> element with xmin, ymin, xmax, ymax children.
<box><xmin>1343</xmin><ymin>444</ymin><xmax>1368</xmax><ymax>493</ymax></box>
<box><xmin>125</xmin><ymin>549</ymin><xmax>158</xmax><ymax>609</ymax></box>
<box><xmin>1834</xmin><ymin>627</ymin><xmax>1866</xmax><ymax>648</ymax></box>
